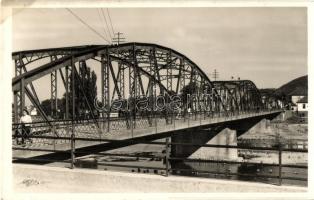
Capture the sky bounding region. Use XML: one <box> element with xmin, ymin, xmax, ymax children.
<box><xmin>12</xmin><ymin>7</ymin><xmax>307</xmax><ymax>102</ymax></box>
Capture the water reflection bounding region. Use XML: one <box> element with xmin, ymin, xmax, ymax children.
<box><xmin>170</xmin><ymin>160</ymin><xmax>307</xmax><ymax>186</ymax></box>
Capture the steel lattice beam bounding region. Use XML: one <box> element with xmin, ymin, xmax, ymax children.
<box><xmin>12</xmin><ymin>42</ymin><xmax>267</xmax><ymax>127</ymax></box>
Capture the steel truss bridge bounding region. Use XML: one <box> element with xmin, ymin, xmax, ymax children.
<box><xmin>12</xmin><ymin>42</ymin><xmax>281</xmax><ymax>147</ymax></box>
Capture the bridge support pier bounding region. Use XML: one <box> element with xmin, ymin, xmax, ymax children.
<box><xmin>171</xmin><ymin>127</ymin><xmax>239</xmax><ymax>161</ymax></box>
<box><xmin>170</xmin><ymin>127</ymin><xmax>239</xmax><ymax>176</ymax></box>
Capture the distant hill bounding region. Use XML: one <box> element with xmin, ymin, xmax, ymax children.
<box><xmin>259</xmin><ymin>88</ymin><xmax>276</xmax><ymax>96</ymax></box>
<box><xmin>274</xmin><ymin>75</ymin><xmax>308</xmax><ymax>97</ymax></box>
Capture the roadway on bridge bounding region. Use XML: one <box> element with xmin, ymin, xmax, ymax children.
<box><xmin>13</xmin><ymin>110</ymin><xmax>281</xmax><ymax>159</ymax></box>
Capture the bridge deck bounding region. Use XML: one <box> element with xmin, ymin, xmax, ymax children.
<box><xmin>12</xmin><ymin>110</ymin><xmax>281</xmax><ymax>158</ymax></box>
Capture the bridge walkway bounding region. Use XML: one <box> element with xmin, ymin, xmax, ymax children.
<box><xmin>12</xmin><ymin>110</ymin><xmax>282</xmax><ymax>158</ymax></box>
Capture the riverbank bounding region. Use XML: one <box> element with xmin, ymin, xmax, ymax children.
<box><xmin>237</xmin><ymin>115</ymin><xmax>308</xmax><ymax>165</ymax></box>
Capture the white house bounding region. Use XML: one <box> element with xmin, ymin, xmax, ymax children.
<box><xmin>296</xmin><ymin>96</ymin><xmax>308</xmax><ymax>112</ymax></box>
<box><xmin>288</xmin><ymin>87</ymin><xmax>307</xmax><ymax>112</ymax></box>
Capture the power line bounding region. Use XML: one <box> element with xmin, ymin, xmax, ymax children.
<box><xmin>101</xmin><ymin>8</ymin><xmax>113</xmax><ymax>39</ymax></box>
<box><xmin>66</xmin><ymin>8</ymin><xmax>110</xmax><ymax>44</ymax></box>
<box><xmin>97</xmin><ymin>9</ymin><xmax>111</xmax><ymax>43</ymax></box>
<box><xmin>106</xmin><ymin>8</ymin><xmax>115</xmax><ymax>37</ymax></box>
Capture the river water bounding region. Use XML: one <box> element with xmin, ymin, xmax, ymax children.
<box><xmin>67</xmin><ymin>138</ymin><xmax>307</xmax><ymax>187</ymax></box>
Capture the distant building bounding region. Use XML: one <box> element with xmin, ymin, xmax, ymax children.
<box><xmin>288</xmin><ymin>87</ymin><xmax>307</xmax><ymax>114</ymax></box>
<box><xmin>296</xmin><ymin>96</ymin><xmax>308</xmax><ymax>114</ymax></box>
<box><xmin>289</xmin><ymin>87</ymin><xmax>307</xmax><ymax>105</ymax></box>
<box><xmin>288</xmin><ymin>87</ymin><xmax>308</xmax><ymax>117</ymax></box>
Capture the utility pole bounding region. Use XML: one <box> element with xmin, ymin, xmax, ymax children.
<box><xmin>212</xmin><ymin>69</ymin><xmax>219</xmax><ymax>81</ymax></box>
<box><xmin>112</xmin><ymin>32</ymin><xmax>126</xmax><ymax>45</ymax></box>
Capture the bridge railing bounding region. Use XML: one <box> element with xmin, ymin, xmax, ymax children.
<box><xmin>12</xmin><ymin>109</ymin><xmax>285</xmax><ymax>172</ymax></box>
<box><xmin>12</xmin><ymin>133</ymin><xmax>307</xmax><ymax>186</ymax></box>
<box><xmin>12</xmin><ymin>109</ymin><xmax>283</xmax><ymax>147</ymax></box>
<box><xmin>166</xmin><ymin>142</ymin><xmax>307</xmax><ymax>186</ymax></box>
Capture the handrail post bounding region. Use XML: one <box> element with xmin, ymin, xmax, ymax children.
<box><xmin>155</xmin><ymin>112</ymin><xmax>157</xmax><ymax>134</ymax></box>
<box><xmin>278</xmin><ymin>145</ymin><xmax>282</xmax><ymax>185</ymax></box>
<box><xmin>70</xmin><ymin>126</ymin><xmax>75</xmax><ymax>169</ymax></box>
<box><xmin>278</xmin><ymin>144</ymin><xmax>282</xmax><ymax>185</ymax></box>
<box><xmin>165</xmin><ymin>137</ymin><xmax>170</xmax><ymax>177</ymax></box>
<box><xmin>199</xmin><ymin>110</ymin><xmax>201</xmax><ymax>125</ymax></box>
<box><xmin>173</xmin><ymin>112</ymin><xmax>176</xmax><ymax>130</ymax></box>
<box><xmin>188</xmin><ymin>111</ymin><xmax>190</xmax><ymax>127</ymax></box>
<box><xmin>131</xmin><ymin>114</ymin><xmax>134</xmax><ymax>138</ymax></box>
<box><xmin>53</xmin><ymin>125</ymin><xmax>56</xmax><ymax>151</ymax></box>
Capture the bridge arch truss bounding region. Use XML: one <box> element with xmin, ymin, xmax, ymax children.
<box><xmin>12</xmin><ymin>42</ymin><xmax>265</xmax><ymax>128</ymax></box>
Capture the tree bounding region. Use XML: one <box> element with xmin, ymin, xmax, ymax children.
<box><xmin>180</xmin><ymin>82</ymin><xmax>199</xmax><ymax>107</ymax></box>
<box><xmin>39</xmin><ymin>64</ymin><xmax>97</xmax><ymax>120</ymax></box>
<box><xmin>68</xmin><ymin>63</ymin><xmax>98</xmax><ymax>119</ymax></box>
<box><xmin>40</xmin><ymin>98</ymin><xmax>64</xmax><ymax>119</ymax></box>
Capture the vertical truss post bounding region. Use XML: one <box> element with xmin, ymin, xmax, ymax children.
<box><xmin>166</xmin><ymin>51</ymin><xmax>173</xmax><ymax>92</ymax></box>
<box><xmin>246</xmin><ymin>84</ymin><xmax>250</xmax><ymax>112</ymax></box>
<box><xmin>78</xmin><ymin>61</ymin><xmax>83</xmax><ymax>117</ymax></box>
<box><xmin>117</xmin><ymin>46</ymin><xmax>124</xmax><ymax>99</ymax></box>
<box><xmin>211</xmin><ymin>86</ymin><xmax>214</xmax><ymax>117</ymax></box>
<box><xmin>236</xmin><ymin>84</ymin><xmax>240</xmax><ymax>113</ymax></box>
<box><xmin>118</xmin><ymin>63</ymin><xmax>125</xmax><ymax>99</ymax></box>
<box><xmin>215</xmin><ymin>87</ymin><xmax>220</xmax><ymax>117</ymax></box>
<box><xmin>190</xmin><ymin>68</ymin><xmax>197</xmax><ymax>120</ymax></box>
<box><xmin>128</xmin><ymin>51</ymin><xmax>135</xmax><ymax>134</ymax></box>
<box><xmin>233</xmin><ymin>88</ymin><xmax>237</xmax><ymax>114</ymax></box>
<box><xmin>65</xmin><ymin>66</ymin><xmax>71</xmax><ymax>120</ymax></box>
<box><xmin>133</xmin><ymin>51</ymin><xmax>144</xmax><ymax>99</ymax></box>
<box><xmin>176</xmin><ymin>58</ymin><xmax>182</xmax><ymax>94</ymax></box>
<box><xmin>150</xmin><ymin>48</ymin><xmax>158</xmax><ymax>127</ymax></box>
<box><xmin>14</xmin><ymin>58</ymin><xmax>22</xmax><ymax>123</ymax></box>
<box><xmin>179</xmin><ymin>59</ymin><xmax>186</xmax><ymax>92</ymax></box>
<box><xmin>166</xmin><ymin>51</ymin><xmax>173</xmax><ymax>124</ymax></box>
<box><xmin>78</xmin><ymin>61</ymin><xmax>86</xmax><ymax>115</ymax></box>
<box><xmin>20</xmin><ymin>78</ymin><xmax>25</xmax><ymax>118</ymax></box>
<box><xmin>148</xmin><ymin>77</ymin><xmax>154</xmax><ymax>127</ymax></box>
<box><xmin>50</xmin><ymin>71</ymin><xmax>57</xmax><ymax>118</ymax></box>
<box><xmin>101</xmin><ymin>55</ymin><xmax>104</xmax><ymax>129</ymax></box>
<box><xmin>200</xmin><ymin>77</ymin><xmax>205</xmax><ymax>119</ymax></box>
<box><xmin>194</xmin><ymin>71</ymin><xmax>199</xmax><ymax>120</ymax></box>
<box><xmin>179</xmin><ymin>59</ymin><xmax>186</xmax><ymax>120</ymax></box>
<box><xmin>50</xmin><ymin>56</ymin><xmax>58</xmax><ymax>119</ymax></box>
<box><xmin>136</xmin><ymin>72</ymin><xmax>143</xmax><ymax>98</ymax></box>
<box><xmin>218</xmin><ymin>86</ymin><xmax>223</xmax><ymax>117</ymax></box>
<box><xmin>132</xmin><ymin>44</ymin><xmax>137</xmax><ymax>129</ymax></box>
<box><xmin>71</xmin><ymin>57</ymin><xmax>76</xmax><ymax>121</ymax></box>
<box><xmin>102</xmin><ymin>50</ymin><xmax>110</xmax><ymax>132</ymax></box>
<box><xmin>223</xmin><ymin>87</ymin><xmax>227</xmax><ymax>116</ymax></box>
<box><xmin>242</xmin><ymin>83</ymin><xmax>246</xmax><ymax>112</ymax></box>
<box><xmin>71</xmin><ymin>56</ymin><xmax>76</xmax><ymax>168</ymax></box>
<box><xmin>13</xmin><ymin>90</ymin><xmax>19</xmax><ymax>123</ymax></box>
<box><xmin>238</xmin><ymin>84</ymin><xmax>243</xmax><ymax>113</ymax></box>
<box><xmin>65</xmin><ymin>65</ymin><xmax>71</xmax><ymax>141</ymax></box>
<box><xmin>147</xmin><ymin>48</ymin><xmax>156</xmax><ymax>126</ymax></box>
<box><xmin>229</xmin><ymin>88</ymin><xmax>233</xmax><ymax>115</ymax></box>
<box><xmin>204</xmin><ymin>84</ymin><xmax>210</xmax><ymax>118</ymax></box>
